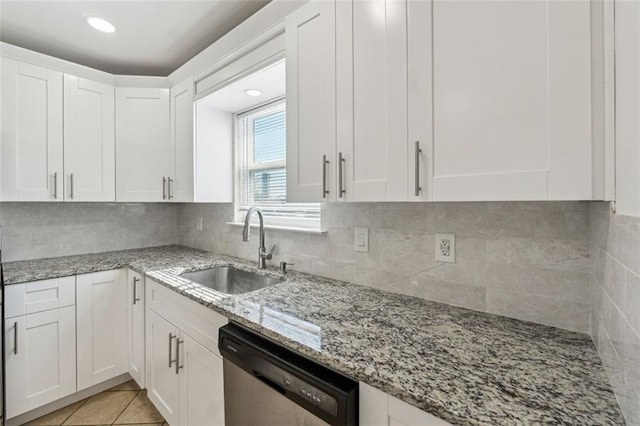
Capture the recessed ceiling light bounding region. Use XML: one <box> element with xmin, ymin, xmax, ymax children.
<box><xmin>244</xmin><ymin>89</ymin><xmax>262</xmax><ymax>97</ymax></box>
<box><xmin>84</xmin><ymin>16</ymin><xmax>116</xmax><ymax>33</ymax></box>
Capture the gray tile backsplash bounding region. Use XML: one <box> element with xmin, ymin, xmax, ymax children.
<box><xmin>178</xmin><ymin>201</ymin><xmax>592</xmax><ymax>333</ymax></box>
<box><xmin>591</xmin><ymin>202</ymin><xmax>640</xmax><ymax>425</ymax></box>
<box><xmin>0</xmin><ymin>200</ymin><xmax>595</xmax><ymax>334</ymax></box>
<box><xmin>0</xmin><ymin>202</ymin><xmax>178</xmax><ymax>262</ymax></box>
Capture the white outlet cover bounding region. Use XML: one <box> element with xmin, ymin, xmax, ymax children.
<box><xmin>354</xmin><ymin>227</ymin><xmax>369</xmax><ymax>252</ymax></box>
<box><xmin>435</xmin><ymin>233</ymin><xmax>455</xmax><ymax>263</ymax></box>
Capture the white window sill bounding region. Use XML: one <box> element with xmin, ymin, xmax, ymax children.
<box><xmin>225</xmin><ymin>222</ymin><xmax>327</xmax><ymax>235</ymax></box>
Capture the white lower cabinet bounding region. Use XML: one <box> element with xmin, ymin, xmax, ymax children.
<box><xmin>146</xmin><ymin>279</ymin><xmax>226</xmax><ymax>426</ymax></box>
<box><xmin>360</xmin><ymin>382</ymin><xmax>452</xmax><ymax>426</ymax></box>
<box><xmin>179</xmin><ymin>333</ymin><xmax>225</xmax><ymax>426</ymax></box>
<box><xmin>5</xmin><ymin>306</ymin><xmax>76</xmax><ymax>419</ymax></box>
<box><xmin>147</xmin><ymin>309</ymin><xmax>181</xmax><ymax>425</ymax></box>
<box><xmin>127</xmin><ymin>270</ymin><xmax>146</xmax><ymax>388</ymax></box>
<box><xmin>77</xmin><ymin>269</ymin><xmax>128</xmax><ymax>391</ymax></box>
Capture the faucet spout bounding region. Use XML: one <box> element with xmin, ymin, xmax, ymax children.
<box><xmin>242</xmin><ymin>207</ymin><xmax>271</xmax><ymax>269</ymax></box>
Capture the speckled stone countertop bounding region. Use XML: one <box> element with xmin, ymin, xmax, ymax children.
<box><xmin>3</xmin><ymin>245</ymin><xmax>625</xmax><ymax>425</ymax></box>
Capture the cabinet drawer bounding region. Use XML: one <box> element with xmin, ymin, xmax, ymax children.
<box><xmin>146</xmin><ymin>279</ymin><xmax>227</xmax><ymax>355</ymax></box>
<box><xmin>5</xmin><ymin>276</ymin><xmax>76</xmax><ymax>319</ymax></box>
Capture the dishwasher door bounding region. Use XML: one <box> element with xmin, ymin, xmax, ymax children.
<box><xmin>224</xmin><ymin>359</ymin><xmax>329</xmax><ymax>426</ymax></box>
<box><xmin>219</xmin><ymin>323</ymin><xmax>358</xmax><ymax>426</ymax></box>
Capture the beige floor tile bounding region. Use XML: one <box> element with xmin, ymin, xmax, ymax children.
<box><xmin>113</xmin><ymin>390</ymin><xmax>164</xmax><ymax>424</ymax></box>
<box><xmin>107</xmin><ymin>380</ymin><xmax>141</xmax><ymax>392</ymax></box>
<box><xmin>62</xmin><ymin>391</ymin><xmax>138</xmax><ymax>425</ymax></box>
<box><xmin>25</xmin><ymin>400</ymin><xmax>86</xmax><ymax>425</ymax></box>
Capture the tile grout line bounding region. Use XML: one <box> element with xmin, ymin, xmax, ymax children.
<box><xmin>111</xmin><ymin>389</ymin><xmax>142</xmax><ymax>425</ymax></box>
<box><xmin>58</xmin><ymin>398</ymin><xmax>88</xmax><ymax>426</ymax></box>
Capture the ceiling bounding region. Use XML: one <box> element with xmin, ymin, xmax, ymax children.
<box><xmin>0</xmin><ymin>1</ymin><xmax>271</xmax><ymax>76</ymax></box>
<box><xmin>199</xmin><ymin>59</ymin><xmax>285</xmax><ymax>113</ymax></box>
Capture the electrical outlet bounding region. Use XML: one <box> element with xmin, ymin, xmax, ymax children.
<box><xmin>354</xmin><ymin>227</ymin><xmax>369</xmax><ymax>252</ymax></box>
<box><xmin>435</xmin><ymin>233</ymin><xmax>455</xmax><ymax>263</ymax></box>
<box><xmin>196</xmin><ymin>217</ymin><xmax>203</xmax><ymax>232</ymax></box>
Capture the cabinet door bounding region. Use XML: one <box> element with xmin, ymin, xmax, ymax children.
<box><xmin>407</xmin><ymin>0</ymin><xmax>433</xmax><ymax>201</ymax></box>
<box><xmin>388</xmin><ymin>394</ymin><xmax>452</xmax><ymax>426</ymax></box>
<box><xmin>115</xmin><ymin>88</ymin><xmax>171</xmax><ymax>202</ymax></box>
<box><xmin>0</xmin><ymin>58</ymin><xmax>63</xmax><ymax>201</ymax></box>
<box><xmin>127</xmin><ymin>270</ymin><xmax>146</xmax><ymax>388</ymax></box>
<box><xmin>179</xmin><ymin>334</ymin><xmax>224</xmax><ymax>426</ymax></box>
<box><xmin>170</xmin><ymin>77</ymin><xmax>194</xmax><ymax>203</ymax></box>
<box><xmin>360</xmin><ymin>382</ymin><xmax>452</xmax><ymax>426</ymax></box>
<box><xmin>63</xmin><ymin>75</ymin><xmax>115</xmax><ymax>202</ymax></box>
<box><xmin>77</xmin><ymin>269</ymin><xmax>128</xmax><ymax>390</ymax></box>
<box><xmin>146</xmin><ymin>309</ymin><xmax>181</xmax><ymax>425</ymax></box>
<box><xmin>286</xmin><ymin>0</ymin><xmax>337</xmax><ymax>202</ymax></box>
<box><xmin>5</xmin><ymin>307</ymin><xmax>76</xmax><ymax>419</ymax></box>
<box><xmin>336</xmin><ymin>0</ymin><xmax>408</xmax><ymax>201</ymax></box>
<box><xmin>431</xmin><ymin>0</ymin><xmax>591</xmax><ymax>201</ymax></box>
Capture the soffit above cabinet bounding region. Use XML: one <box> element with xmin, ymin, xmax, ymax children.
<box><xmin>0</xmin><ymin>0</ymin><xmax>270</xmax><ymax>76</ymax></box>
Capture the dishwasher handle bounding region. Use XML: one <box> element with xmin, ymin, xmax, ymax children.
<box><xmin>254</xmin><ymin>370</ymin><xmax>287</xmax><ymax>395</ymax></box>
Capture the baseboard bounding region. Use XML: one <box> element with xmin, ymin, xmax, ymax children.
<box><xmin>6</xmin><ymin>373</ymin><xmax>132</xmax><ymax>426</ymax></box>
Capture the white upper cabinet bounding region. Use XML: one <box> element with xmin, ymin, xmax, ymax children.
<box><xmin>286</xmin><ymin>0</ymin><xmax>337</xmax><ymax>202</ymax></box>
<box><xmin>428</xmin><ymin>0</ymin><xmax>592</xmax><ymax>201</ymax></box>
<box><xmin>407</xmin><ymin>0</ymin><xmax>433</xmax><ymax>201</ymax></box>
<box><xmin>0</xmin><ymin>58</ymin><xmax>115</xmax><ymax>202</ymax></box>
<box><xmin>116</xmin><ymin>87</ymin><xmax>171</xmax><ymax>202</ymax></box>
<box><xmin>170</xmin><ymin>77</ymin><xmax>195</xmax><ymax>203</ymax></box>
<box><xmin>336</xmin><ymin>0</ymin><xmax>408</xmax><ymax>202</ymax></box>
<box><xmin>1</xmin><ymin>58</ymin><xmax>63</xmax><ymax>201</ymax></box>
<box><xmin>63</xmin><ymin>75</ymin><xmax>115</xmax><ymax>202</ymax></box>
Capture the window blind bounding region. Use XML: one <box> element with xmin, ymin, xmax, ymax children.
<box><xmin>236</xmin><ymin>99</ymin><xmax>321</xmax><ymax>227</ymax></box>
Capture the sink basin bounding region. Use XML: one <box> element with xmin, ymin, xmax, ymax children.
<box><xmin>180</xmin><ymin>266</ymin><xmax>283</xmax><ymax>295</ymax></box>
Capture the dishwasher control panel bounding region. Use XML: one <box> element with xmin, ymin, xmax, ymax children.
<box><xmin>264</xmin><ymin>364</ymin><xmax>338</xmax><ymax>415</ymax></box>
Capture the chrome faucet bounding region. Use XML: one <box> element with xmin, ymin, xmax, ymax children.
<box><xmin>242</xmin><ymin>207</ymin><xmax>275</xmax><ymax>269</ymax></box>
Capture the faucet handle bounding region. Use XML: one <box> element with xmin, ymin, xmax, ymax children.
<box><xmin>261</xmin><ymin>244</ymin><xmax>277</xmax><ymax>260</ymax></box>
<box><xmin>280</xmin><ymin>261</ymin><xmax>295</xmax><ymax>274</ymax></box>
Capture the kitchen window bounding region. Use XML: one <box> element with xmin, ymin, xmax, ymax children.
<box><xmin>235</xmin><ymin>98</ymin><xmax>321</xmax><ymax>230</ymax></box>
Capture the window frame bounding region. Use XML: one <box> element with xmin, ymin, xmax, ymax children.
<box><xmin>233</xmin><ymin>97</ymin><xmax>321</xmax><ymax>230</ymax></box>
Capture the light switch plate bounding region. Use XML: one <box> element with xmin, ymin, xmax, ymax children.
<box><xmin>435</xmin><ymin>233</ymin><xmax>455</xmax><ymax>263</ymax></box>
<box><xmin>354</xmin><ymin>227</ymin><xmax>369</xmax><ymax>252</ymax></box>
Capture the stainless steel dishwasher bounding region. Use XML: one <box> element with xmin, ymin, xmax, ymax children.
<box><xmin>219</xmin><ymin>323</ymin><xmax>358</xmax><ymax>426</ymax></box>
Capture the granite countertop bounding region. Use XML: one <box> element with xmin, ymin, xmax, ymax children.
<box><xmin>3</xmin><ymin>245</ymin><xmax>625</xmax><ymax>425</ymax></box>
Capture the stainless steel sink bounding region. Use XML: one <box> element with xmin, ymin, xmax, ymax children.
<box><xmin>180</xmin><ymin>266</ymin><xmax>283</xmax><ymax>295</ymax></box>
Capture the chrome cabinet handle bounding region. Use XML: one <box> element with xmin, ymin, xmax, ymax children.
<box><xmin>13</xmin><ymin>321</ymin><xmax>18</xmax><ymax>355</ymax></box>
<box><xmin>162</xmin><ymin>177</ymin><xmax>167</xmax><ymax>200</ymax></box>
<box><xmin>69</xmin><ymin>173</ymin><xmax>74</xmax><ymax>200</ymax></box>
<box><xmin>133</xmin><ymin>277</ymin><xmax>140</xmax><ymax>305</ymax></box>
<box><xmin>175</xmin><ymin>338</ymin><xmax>184</xmax><ymax>374</ymax></box>
<box><xmin>414</xmin><ymin>141</ymin><xmax>422</xmax><ymax>197</ymax></box>
<box><xmin>322</xmin><ymin>155</ymin><xmax>329</xmax><ymax>198</ymax></box>
<box><xmin>338</xmin><ymin>152</ymin><xmax>346</xmax><ymax>198</ymax></box>
<box><xmin>168</xmin><ymin>177</ymin><xmax>174</xmax><ymax>200</ymax></box>
<box><xmin>168</xmin><ymin>333</ymin><xmax>177</xmax><ymax>367</ymax></box>
<box><xmin>53</xmin><ymin>172</ymin><xmax>58</xmax><ymax>199</ymax></box>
